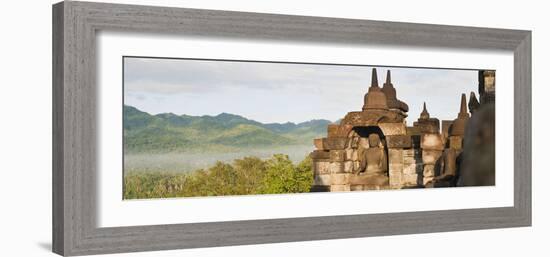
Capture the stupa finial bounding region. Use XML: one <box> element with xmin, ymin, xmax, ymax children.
<box><xmin>420</xmin><ymin>102</ymin><xmax>430</xmax><ymax>119</ymax></box>
<box><xmin>370</xmin><ymin>68</ymin><xmax>379</xmax><ymax>88</ymax></box>
<box><xmin>458</xmin><ymin>93</ymin><xmax>468</xmax><ymax>117</ymax></box>
<box><xmin>384</xmin><ymin>70</ymin><xmax>392</xmax><ymax>86</ymax></box>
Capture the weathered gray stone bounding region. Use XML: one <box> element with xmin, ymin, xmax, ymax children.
<box><xmin>379</xmin><ymin>122</ymin><xmax>407</xmax><ymax>136</ymax></box>
<box><xmin>468</xmin><ymin>92</ymin><xmax>480</xmax><ymax>115</ymax></box>
<box><xmin>458</xmin><ymin>102</ymin><xmax>495</xmax><ymax>186</ymax></box>
<box><xmin>433</xmin><ymin>148</ymin><xmax>458</xmax><ymax>184</ymax></box>
<box><xmin>386</xmin><ymin>135</ymin><xmax>412</xmax><ymax>148</ymax></box>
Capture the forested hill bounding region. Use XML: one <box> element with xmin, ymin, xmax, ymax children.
<box><xmin>124</xmin><ymin>105</ymin><xmax>332</xmax><ymax>153</ymax></box>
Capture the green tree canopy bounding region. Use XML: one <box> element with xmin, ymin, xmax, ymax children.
<box><xmin>124</xmin><ymin>154</ymin><xmax>314</xmax><ymax>199</ymax></box>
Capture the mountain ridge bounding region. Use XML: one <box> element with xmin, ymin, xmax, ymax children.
<box><xmin>124</xmin><ymin>105</ymin><xmax>333</xmax><ymax>153</ymax></box>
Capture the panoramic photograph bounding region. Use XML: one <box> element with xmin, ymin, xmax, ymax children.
<box><xmin>122</xmin><ymin>57</ymin><xmax>496</xmax><ymax>200</ymax></box>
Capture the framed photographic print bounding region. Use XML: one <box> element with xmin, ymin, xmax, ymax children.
<box><xmin>52</xmin><ymin>1</ymin><xmax>531</xmax><ymax>256</ymax></box>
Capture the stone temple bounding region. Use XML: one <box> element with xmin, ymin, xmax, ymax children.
<box><xmin>310</xmin><ymin>68</ymin><xmax>495</xmax><ymax>192</ymax></box>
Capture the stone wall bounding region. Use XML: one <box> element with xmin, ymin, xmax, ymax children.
<box><xmin>311</xmin><ymin>121</ymin><xmax>427</xmax><ymax>191</ymax></box>
<box><xmin>310</xmin><ymin>68</ymin><xmax>471</xmax><ymax>192</ymax></box>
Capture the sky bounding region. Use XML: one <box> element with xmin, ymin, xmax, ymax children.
<box><xmin>124</xmin><ymin>57</ymin><xmax>480</xmax><ymax>124</ymax></box>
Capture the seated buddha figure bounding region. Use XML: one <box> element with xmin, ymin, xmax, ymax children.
<box><xmin>354</xmin><ymin>133</ymin><xmax>388</xmax><ymax>176</ymax></box>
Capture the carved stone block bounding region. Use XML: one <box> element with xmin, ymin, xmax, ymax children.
<box><xmin>350</xmin><ymin>185</ymin><xmax>365</xmax><ymax>191</ymax></box>
<box><xmin>406</xmin><ymin>126</ymin><xmax>421</xmax><ymax>136</ymax></box>
<box><xmin>363</xmin><ymin>184</ymin><xmax>390</xmax><ymax>190</ymax></box>
<box><xmin>330</xmin><ymin>150</ymin><xmax>346</xmax><ymax>162</ymax></box>
<box><xmin>314</xmin><ymin>174</ymin><xmax>331</xmax><ymax>186</ymax></box>
<box><xmin>331</xmin><ymin>174</ymin><xmax>351</xmax><ymax>184</ymax></box>
<box><xmin>313</xmin><ymin>138</ymin><xmax>325</xmax><ymax>150</ymax></box>
<box><xmin>323</xmin><ymin>137</ymin><xmax>348</xmax><ymax>150</ymax></box>
<box><xmin>310</xmin><ymin>150</ymin><xmax>330</xmax><ymax>160</ymax></box>
<box><xmin>389</xmin><ymin>172</ymin><xmax>403</xmax><ymax>188</ymax></box>
<box><xmin>327</xmin><ymin>124</ymin><xmax>340</xmax><ymax>138</ymax></box>
<box><xmin>389</xmin><ymin>164</ymin><xmax>403</xmax><ymax>176</ymax></box>
<box><xmin>448</xmin><ymin>136</ymin><xmax>463</xmax><ymax>150</ymax></box>
<box><xmin>403</xmin><ymin>163</ymin><xmax>422</xmax><ymax>175</ymax></box>
<box><xmin>344</xmin><ymin>149</ymin><xmax>358</xmax><ymax>161</ymax></box>
<box><xmin>422</xmin><ymin>150</ymin><xmax>442</xmax><ymax>165</ymax></box>
<box><xmin>386</xmin><ymin>135</ymin><xmax>412</xmax><ymax>148</ymax></box>
<box><xmin>403</xmin><ymin>149</ymin><xmax>422</xmax><ymax>164</ymax></box>
<box><xmin>414</xmin><ymin>117</ymin><xmax>440</xmax><ymax>134</ymax></box>
<box><xmin>411</xmin><ymin>135</ymin><xmax>422</xmax><ymax>148</ymax></box>
<box><xmin>388</xmin><ymin>148</ymin><xmax>403</xmax><ymax>163</ymax></box>
<box><xmin>379</xmin><ymin>122</ymin><xmax>407</xmax><ymax>136</ymax></box>
<box><xmin>327</xmin><ymin>124</ymin><xmax>352</xmax><ymax>138</ymax></box>
<box><xmin>423</xmin><ymin>164</ymin><xmax>436</xmax><ymax>185</ymax></box>
<box><xmin>343</xmin><ymin>161</ymin><xmax>354</xmax><ymax>172</ymax></box>
<box><xmin>329</xmin><ymin>161</ymin><xmax>345</xmax><ymax>173</ymax></box>
<box><xmin>441</xmin><ymin>120</ymin><xmax>453</xmax><ymax>139</ymax></box>
<box><xmin>353</xmin><ymin>161</ymin><xmax>360</xmax><ymax>171</ymax></box>
<box><xmin>330</xmin><ymin>184</ymin><xmax>351</xmax><ymax>192</ymax></box>
<box><xmin>402</xmin><ymin>173</ymin><xmax>420</xmax><ymax>185</ymax></box>
<box><xmin>421</xmin><ymin>133</ymin><xmax>444</xmax><ymax>150</ymax></box>
<box><xmin>313</xmin><ymin>161</ymin><xmax>330</xmax><ymax>175</ymax></box>
<box><xmin>349</xmin><ymin>174</ymin><xmax>389</xmax><ymax>186</ymax></box>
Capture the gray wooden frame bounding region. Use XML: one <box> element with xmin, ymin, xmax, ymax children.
<box><xmin>52</xmin><ymin>1</ymin><xmax>531</xmax><ymax>256</ymax></box>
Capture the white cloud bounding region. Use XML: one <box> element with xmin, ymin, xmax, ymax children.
<box><xmin>124</xmin><ymin>57</ymin><xmax>480</xmax><ymax>123</ymax></box>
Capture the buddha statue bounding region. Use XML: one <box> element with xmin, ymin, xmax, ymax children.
<box><xmin>354</xmin><ymin>134</ymin><xmax>388</xmax><ymax>176</ymax></box>
<box><xmin>468</xmin><ymin>91</ymin><xmax>480</xmax><ymax>115</ymax></box>
<box><xmin>432</xmin><ymin>148</ymin><xmax>458</xmax><ymax>187</ymax></box>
